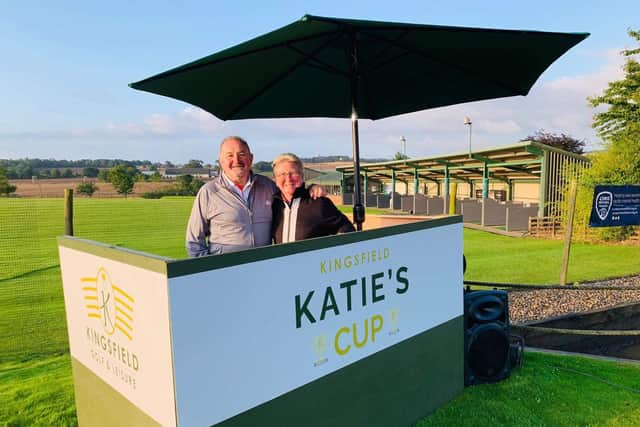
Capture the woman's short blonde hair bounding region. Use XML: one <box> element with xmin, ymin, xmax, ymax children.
<box><xmin>272</xmin><ymin>153</ymin><xmax>304</xmax><ymax>176</ymax></box>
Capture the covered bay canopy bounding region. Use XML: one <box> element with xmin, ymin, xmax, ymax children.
<box><xmin>336</xmin><ymin>141</ymin><xmax>590</xmax><ymax>216</ymax></box>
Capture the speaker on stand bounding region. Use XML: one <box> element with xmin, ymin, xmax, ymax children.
<box><xmin>463</xmin><ymin>289</ymin><xmax>523</xmax><ymax>386</ymax></box>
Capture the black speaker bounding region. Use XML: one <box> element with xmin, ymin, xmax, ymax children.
<box><xmin>464</xmin><ymin>290</ymin><xmax>512</xmax><ymax>386</ymax></box>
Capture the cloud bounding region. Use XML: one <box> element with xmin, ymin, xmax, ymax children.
<box><xmin>546</xmin><ymin>48</ymin><xmax>625</xmax><ymax>95</ymax></box>
<box><xmin>0</xmin><ymin>47</ymin><xmax>629</xmax><ymax>162</ymax></box>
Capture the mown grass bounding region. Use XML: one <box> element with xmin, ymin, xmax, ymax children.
<box><xmin>419</xmin><ymin>351</ymin><xmax>640</xmax><ymax>426</ymax></box>
<box><xmin>0</xmin><ymin>198</ymin><xmax>191</xmax><ymax>363</ymax></box>
<box><xmin>1</xmin><ymin>197</ymin><xmax>639</xmax><ymax>426</ymax></box>
<box><xmin>0</xmin><ymin>355</ymin><xmax>76</xmax><ymax>427</ymax></box>
<box><xmin>463</xmin><ymin>228</ymin><xmax>640</xmax><ymax>284</ymax></box>
<box><xmin>1</xmin><ymin>351</ymin><xmax>638</xmax><ymax>426</ymax></box>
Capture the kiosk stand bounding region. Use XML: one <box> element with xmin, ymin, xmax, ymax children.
<box><xmin>59</xmin><ymin>217</ymin><xmax>463</xmax><ymax>426</ymax></box>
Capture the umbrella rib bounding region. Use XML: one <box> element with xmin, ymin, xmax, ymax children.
<box><xmin>356</xmin><ymin>29</ymin><xmax>412</xmax><ymax>119</ymax></box>
<box><xmin>348</xmin><ymin>38</ymin><xmax>377</xmax><ymax>120</ymax></box>
<box><xmin>365</xmin><ymin>29</ymin><xmax>413</xmax><ymax>71</ymax></box>
<box><xmin>286</xmin><ymin>44</ymin><xmax>350</xmax><ymax>78</ymax></box>
<box><xmin>361</xmin><ymin>29</ymin><xmax>527</xmax><ymax>95</ymax></box>
<box><xmin>133</xmin><ymin>30</ymin><xmax>342</xmax><ymax>86</ymax></box>
<box><xmin>226</xmin><ymin>33</ymin><xmax>345</xmax><ymax>119</ymax></box>
<box><xmin>358</xmin><ymin>65</ymin><xmax>377</xmax><ymax>119</ymax></box>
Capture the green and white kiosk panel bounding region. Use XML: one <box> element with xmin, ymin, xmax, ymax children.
<box><xmin>58</xmin><ymin>240</ymin><xmax>176</xmax><ymax>426</ymax></box>
<box><xmin>59</xmin><ymin>216</ymin><xmax>463</xmax><ymax>427</ymax></box>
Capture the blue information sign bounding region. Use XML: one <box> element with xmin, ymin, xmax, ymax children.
<box><xmin>589</xmin><ymin>185</ymin><xmax>640</xmax><ymax>227</ymax></box>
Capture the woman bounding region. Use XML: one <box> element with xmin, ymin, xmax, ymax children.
<box><xmin>271</xmin><ymin>153</ymin><xmax>354</xmax><ymax>243</ymax></box>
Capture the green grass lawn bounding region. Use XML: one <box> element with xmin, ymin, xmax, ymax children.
<box><xmin>419</xmin><ymin>351</ymin><xmax>640</xmax><ymax>426</ymax></box>
<box><xmin>1</xmin><ymin>351</ymin><xmax>638</xmax><ymax>426</ymax></box>
<box><xmin>1</xmin><ymin>198</ymin><xmax>639</xmax><ymax>425</ymax></box>
<box><xmin>463</xmin><ymin>228</ymin><xmax>640</xmax><ymax>284</ymax></box>
<box><xmin>0</xmin><ymin>355</ymin><xmax>76</xmax><ymax>427</ymax></box>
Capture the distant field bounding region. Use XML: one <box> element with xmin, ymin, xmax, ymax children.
<box><xmin>10</xmin><ymin>178</ymin><xmax>177</xmax><ymax>198</ymax></box>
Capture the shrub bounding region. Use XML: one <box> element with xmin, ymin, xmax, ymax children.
<box><xmin>76</xmin><ymin>182</ymin><xmax>98</xmax><ymax>197</ymax></box>
<box><xmin>0</xmin><ymin>168</ymin><xmax>17</xmax><ymax>196</ymax></box>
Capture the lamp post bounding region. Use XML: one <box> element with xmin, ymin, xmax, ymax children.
<box><xmin>463</xmin><ymin>116</ymin><xmax>472</xmax><ymax>157</ymax></box>
<box><xmin>400</xmin><ymin>136</ymin><xmax>406</xmax><ymax>157</ymax></box>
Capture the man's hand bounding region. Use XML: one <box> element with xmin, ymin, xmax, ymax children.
<box><xmin>308</xmin><ymin>184</ymin><xmax>327</xmax><ymax>199</ymax></box>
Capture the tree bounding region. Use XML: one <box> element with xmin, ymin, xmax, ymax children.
<box><xmin>0</xmin><ymin>168</ymin><xmax>17</xmax><ymax>196</ymax></box>
<box><xmin>183</xmin><ymin>159</ymin><xmax>204</xmax><ymax>168</ymax></box>
<box><xmin>97</xmin><ymin>169</ymin><xmax>110</xmax><ymax>182</ymax></box>
<box><xmin>76</xmin><ymin>181</ymin><xmax>98</xmax><ymax>197</ymax></box>
<box><xmin>109</xmin><ymin>165</ymin><xmax>138</xmax><ymax>197</ymax></box>
<box><xmin>14</xmin><ymin>164</ymin><xmax>33</xmax><ymax>179</ymax></box>
<box><xmin>589</xmin><ymin>29</ymin><xmax>640</xmax><ymax>139</ymax></box>
<box><xmin>190</xmin><ymin>178</ymin><xmax>205</xmax><ymax>194</ymax></box>
<box><xmin>252</xmin><ymin>161</ymin><xmax>273</xmax><ymax>172</ymax></box>
<box><xmin>149</xmin><ymin>171</ymin><xmax>162</xmax><ymax>182</ymax></box>
<box><xmin>572</xmin><ymin>123</ymin><xmax>640</xmax><ymax>241</ymax></box>
<box><xmin>570</xmin><ymin>30</ymin><xmax>640</xmax><ymax>242</ymax></box>
<box><xmin>524</xmin><ymin>130</ymin><xmax>586</xmax><ymax>154</ymax></box>
<box><xmin>82</xmin><ymin>167</ymin><xmax>100</xmax><ymax>178</ymax></box>
<box><xmin>175</xmin><ymin>174</ymin><xmax>204</xmax><ymax>195</ymax></box>
<box><xmin>393</xmin><ymin>152</ymin><xmax>409</xmax><ymax>160</ymax></box>
<box><xmin>176</xmin><ymin>174</ymin><xmax>194</xmax><ymax>189</ymax></box>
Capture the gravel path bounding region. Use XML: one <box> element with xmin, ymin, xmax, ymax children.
<box><xmin>509</xmin><ymin>275</ymin><xmax>640</xmax><ymax>324</ymax></box>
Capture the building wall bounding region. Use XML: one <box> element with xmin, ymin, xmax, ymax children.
<box><xmin>513</xmin><ymin>182</ymin><xmax>540</xmax><ymax>204</ymax></box>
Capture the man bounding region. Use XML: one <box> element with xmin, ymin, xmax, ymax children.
<box><xmin>271</xmin><ymin>153</ymin><xmax>354</xmax><ymax>243</ymax></box>
<box><xmin>186</xmin><ymin>136</ymin><xmax>325</xmax><ymax>257</ymax></box>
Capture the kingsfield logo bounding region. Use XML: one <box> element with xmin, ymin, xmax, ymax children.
<box><xmin>82</xmin><ymin>267</ymin><xmax>134</xmax><ymax>340</ymax></box>
<box><xmin>595</xmin><ymin>191</ymin><xmax>613</xmax><ymax>221</ymax></box>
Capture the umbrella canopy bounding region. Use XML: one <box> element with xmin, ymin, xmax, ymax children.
<box><xmin>130</xmin><ymin>15</ymin><xmax>588</xmax><ymax>229</ymax></box>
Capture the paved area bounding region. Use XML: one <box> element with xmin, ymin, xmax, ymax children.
<box><xmin>464</xmin><ymin>222</ymin><xmax>527</xmax><ymax>237</ymax></box>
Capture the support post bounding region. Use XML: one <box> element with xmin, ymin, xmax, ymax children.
<box><xmin>538</xmin><ymin>150</ymin><xmax>549</xmax><ymax>217</ymax></box>
<box><xmin>391</xmin><ymin>169</ymin><xmax>396</xmax><ymax>208</ymax></box>
<box><xmin>482</xmin><ymin>162</ymin><xmax>489</xmax><ymax>199</ymax></box>
<box><xmin>560</xmin><ymin>180</ymin><xmax>578</xmax><ymax>285</ymax></box>
<box><xmin>363</xmin><ymin>172</ymin><xmax>368</xmax><ymax>207</ymax></box>
<box><xmin>449</xmin><ymin>182</ymin><xmax>457</xmax><ymax>215</ymax></box>
<box><xmin>443</xmin><ymin>166</ymin><xmax>449</xmax><ymax>214</ymax></box>
<box><xmin>64</xmin><ymin>188</ymin><xmax>74</xmax><ymax>236</ymax></box>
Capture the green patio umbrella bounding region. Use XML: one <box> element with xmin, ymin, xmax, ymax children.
<box><xmin>130</xmin><ymin>14</ymin><xmax>588</xmax><ymax>230</ymax></box>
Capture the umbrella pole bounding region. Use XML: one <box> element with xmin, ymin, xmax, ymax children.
<box><xmin>351</xmin><ymin>110</ymin><xmax>365</xmax><ymax>231</ymax></box>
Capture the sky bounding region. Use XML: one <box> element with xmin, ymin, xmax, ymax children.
<box><xmin>0</xmin><ymin>1</ymin><xmax>637</xmax><ymax>164</ymax></box>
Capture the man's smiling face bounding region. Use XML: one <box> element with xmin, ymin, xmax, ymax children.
<box><xmin>219</xmin><ymin>137</ymin><xmax>254</xmax><ymax>186</ymax></box>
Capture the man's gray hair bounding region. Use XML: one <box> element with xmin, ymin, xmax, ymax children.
<box><xmin>219</xmin><ymin>136</ymin><xmax>251</xmax><ymax>154</ymax></box>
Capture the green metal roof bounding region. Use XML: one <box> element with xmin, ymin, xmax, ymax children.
<box><xmin>336</xmin><ymin>141</ymin><xmax>589</xmax><ymax>183</ymax></box>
